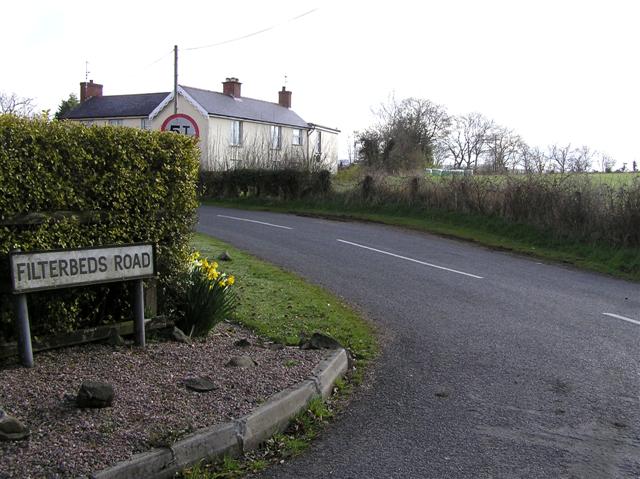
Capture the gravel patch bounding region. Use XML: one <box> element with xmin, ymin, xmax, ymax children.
<box><xmin>0</xmin><ymin>323</ymin><xmax>323</xmax><ymax>479</ymax></box>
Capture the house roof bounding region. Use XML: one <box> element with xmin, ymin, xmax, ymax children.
<box><xmin>63</xmin><ymin>92</ymin><xmax>170</xmax><ymax>119</ymax></box>
<box><xmin>181</xmin><ymin>86</ymin><xmax>309</xmax><ymax>128</ymax></box>
<box><xmin>64</xmin><ymin>86</ymin><xmax>310</xmax><ymax>129</ymax></box>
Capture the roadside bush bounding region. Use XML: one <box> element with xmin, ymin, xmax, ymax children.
<box><xmin>0</xmin><ymin>115</ymin><xmax>200</xmax><ymax>340</ymax></box>
<box><xmin>334</xmin><ymin>173</ymin><xmax>640</xmax><ymax>247</ymax></box>
<box><xmin>199</xmin><ymin>168</ymin><xmax>331</xmax><ymax>200</ymax></box>
<box><xmin>176</xmin><ymin>253</ymin><xmax>236</xmax><ymax>337</ymax></box>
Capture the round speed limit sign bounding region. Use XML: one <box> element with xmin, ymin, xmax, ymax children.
<box><xmin>160</xmin><ymin>113</ymin><xmax>200</xmax><ymax>138</ymax></box>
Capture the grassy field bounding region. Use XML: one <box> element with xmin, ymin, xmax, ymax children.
<box><xmin>191</xmin><ymin>233</ymin><xmax>377</xmax><ymax>362</ymax></box>
<box><xmin>334</xmin><ymin>164</ymin><xmax>640</xmax><ymax>188</ymax></box>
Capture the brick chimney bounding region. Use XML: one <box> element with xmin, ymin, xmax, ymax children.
<box><xmin>278</xmin><ymin>86</ymin><xmax>292</xmax><ymax>109</ymax></box>
<box><xmin>80</xmin><ymin>80</ymin><xmax>103</xmax><ymax>103</ymax></box>
<box><xmin>222</xmin><ymin>77</ymin><xmax>242</xmax><ymax>97</ymax></box>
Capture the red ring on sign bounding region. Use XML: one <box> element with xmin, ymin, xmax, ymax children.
<box><xmin>160</xmin><ymin>113</ymin><xmax>200</xmax><ymax>138</ymax></box>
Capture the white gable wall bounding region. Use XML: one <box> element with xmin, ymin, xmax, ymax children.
<box><xmin>149</xmin><ymin>94</ymin><xmax>210</xmax><ymax>165</ymax></box>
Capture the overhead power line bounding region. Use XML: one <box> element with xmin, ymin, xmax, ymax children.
<box><xmin>142</xmin><ymin>49</ymin><xmax>175</xmax><ymax>69</ymax></box>
<box><xmin>184</xmin><ymin>8</ymin><xmax>318</xmax><ymax>51</ymax></box>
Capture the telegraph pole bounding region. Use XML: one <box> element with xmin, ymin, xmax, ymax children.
<box><xmin>173</xmin><ymin>45</ymin><xmax>178</xmax><ymax>114</ymax></box>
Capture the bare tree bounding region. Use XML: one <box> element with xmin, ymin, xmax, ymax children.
<box><xmin>520</xmin><ymin>145</ymin><xmax>548</xmax><ymax>174</ymax></box>
<box><xmin>444</xmin><ymin>113</ymin><xmax>493</xmax><ymax>170</ymax></box>
<box><xmin>547</xmin><ymin>143</ymin><xmax>573</xmax><ymax>173</ymax></box>
<box><xmin>346</xmin><ymin>131</ymin><xmax>359</xmax><ymax>164</ymax></box>
<box><xmin>569</xmin><ymin>145</ymin><xmax>593</xmax><ymax>172</ymax></box>
<box><xmin>517</xmin><ymin>143</ymin><xmax>538</xmax><ymax>173</ymax></box>
<box><xmin>484</xmin><ymin>125</ymin><xmax>523</xmax><ymax>172</ymax></box>
<box><xmin>0</xmin><ymin>92</ymin><xmax>36</xmax><ymax>116</ymax></box>
<box><xmin>598</xmin><ymin>152</ymin><xmax>616</xmax><ymax>173</ymax></box>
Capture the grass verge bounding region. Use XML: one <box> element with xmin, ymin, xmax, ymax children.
<box><xmin>202</xmin><ymin>199</ymin><xmax>640</xmax><ymax>282</ymax></box>
<box><xmin>191</xmin><ymin>233</ymin><xmax>377</xmax><ymax>362</ymax></box>
<box><xmin>179</xmin><ymin>233</ymin><xmax>373</xmax><ymax>478</ymax></box>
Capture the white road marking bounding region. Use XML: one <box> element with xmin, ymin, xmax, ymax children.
<box><xmin>337</xmin><ymin>239</ymin><xmax>484</xmax><ymax>279</ymax></box>
<box><xmin>217</xmin><ymin>215</ymin><xmax>293</xmax><ymax>230</ymax></box>
<box><xmin>602</xmin><ymin>313</ymin><xmax>640</xmax><ymax>327</ymax></box>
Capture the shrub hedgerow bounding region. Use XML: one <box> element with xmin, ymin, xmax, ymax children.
<box><xmin>199</xmin><ymin>168</ymin><xmax>332</xmax><ymax>200</ymax></box>
<box><xmin>339</xmin><ymin>173</ymin><xmax>640</xmax><ymax>248</ymax></box>
<box><xmin>0</xmin><ymin>115</ymin><xmax>200</xmax><ymax>340</ymax></box>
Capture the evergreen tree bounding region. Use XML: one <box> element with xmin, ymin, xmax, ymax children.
<box><xmin>54</xmin><ymin>93</ymin><xmax>79</xmax><ymax>119</ymax></box>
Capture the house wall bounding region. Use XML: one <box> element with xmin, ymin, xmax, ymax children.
<box><xmin>150</xmin><ymin>95</ymin><xmax>209</xmax><ymax>165</ymax></box>
<box><xmin>204</xmin><ymin>117</ymin><xmax>311</xmax><ymax>170</ymax></box>
<box><xmin>73</xmin><ymin>117</ymin><xmax>145</xmax><ymax>128</ymax></box>
<box><xmin>308</xmin><ymin>128</ymin><xmax>339</xmax><ymax>172</ymax></box>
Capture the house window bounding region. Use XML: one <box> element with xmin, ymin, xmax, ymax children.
<box><xmin>230</xmin><ymin>120</ymin><xmax>243</xmax><ymax>146</ymax></box>
<box><xmin>293</xmin><ymin>129</ymin><xmax>303</xmax><ymax>146</ymax></box>
<box><xmin>140</xmin><ymin>118</ymin><xmax>150</xmax><ymax>130</ymax></box>
<box><xmin>108</xmin><ymin>119</ymin><xmax>123</xmax><ymax>126</ymax></box>
<box><xmin>271</xmin><ymin>125</ymin><xmax>282</xmax><ymax>149</ymax></box>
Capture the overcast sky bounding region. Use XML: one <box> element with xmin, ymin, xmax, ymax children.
<box><xmin>3</xmin><ymin>0</ymin><xmax>639</xmax><ymax>167</ymax></box>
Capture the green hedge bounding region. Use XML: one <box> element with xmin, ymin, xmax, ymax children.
<box><xmin>199</xmin><ymin>169</ymin><xmax>331</xmax><ymax>200</ymax></box>
<box><xmin>0</xmin><ymin>115</ymin><xmax>200</xmax><ymax>340</ymax></box>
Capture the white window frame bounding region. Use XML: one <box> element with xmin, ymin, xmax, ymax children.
<box><xmin>271</xmin><ymin>125</ymin><xmax>282</xmax><ymax>150</ymax></box>
<box><xmin>293</xmin><ymin>128</ymin><xmax>303</xmax><ymax>146</ymax></box>
<box><xmin>108</xmin><ymin>119</ymin><xmax>123</xmax><ymax>126</ymax></box>
<box><xmin>230</xmin><ymin>120</ymin><xmax>243</xmax><ymax>146</ymax></box>
<box><xmin>140</xmin><ymin>118</ymin><xmax>150</xmax><ymax>130</ymax></box>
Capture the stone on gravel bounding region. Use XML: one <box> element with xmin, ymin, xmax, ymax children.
<box><xmin>184</xmin><ymin>377</ymin><xmax>218</xmax><ymax>392</ymax></box>
<box><xmin>301</xmin><ymin>333</ymin><xmax>342</xmax><ymax>350</ymax></box>
<box><xmin>226</xmin><ymin>355</ymin><xmax>257</xmax><ymax>368</ymax></box>
<box><xmin>234</xmin><ymin>338</ymin><xmax>251</xmax><ymax>348</ymax></box>
<box><xmin>218</xmin><ymin>251</ymin><xmax>233</xmax><ymax>261</ymax></box>
<box><xmin>0</xmin><ymin>410</ymin><xmax>30</xmax><ymax>441</ymax></box>
<box><xmin>172</xmin><ymin>327</ymin><xmax>191</xmax><ymax>344</ymax></box>
<box><xmin>266</xmin><ymin>342</ymin><xmax>285</xmax><ymax>351</ymax></box>
<box><xmin>76</xmin><ymin>381</ymin><xmax>114</xmax><ymax>408</ymax></box>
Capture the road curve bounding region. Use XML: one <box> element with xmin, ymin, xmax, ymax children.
<box><xmin>197</xmin><ymin>206</ymin><xmax>640</xmax><ymax>479</ymax></box>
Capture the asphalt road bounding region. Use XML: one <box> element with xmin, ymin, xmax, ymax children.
<box><xmin>197</xmin><ymin>206</ymin><xmax>640</xmax><ymax>479</ymax></box>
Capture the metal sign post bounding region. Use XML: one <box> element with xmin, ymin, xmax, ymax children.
<box><xmin>15</xmin><ymin>293</ymin><xmax>34</xmax><ymax>367</ymax></box>
<box><xmin>133</xmin><ymin>279</ymin><xmax>145</xmax><ymax>348</ymax></box>
<box><xmin>8</xmin><ymin>244</ymin><xmax>156</xmax><ymax>367</ymax></box>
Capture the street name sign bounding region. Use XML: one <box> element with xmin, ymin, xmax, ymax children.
<box><xmin>10</xmin><ymin>244</ymin><xmax>155</xmax><ymax>294</ymax></box>
<box><xmin>8</xmin><ymin>244</ymin><xmax>155</xmax><ymax>367</ymax></box>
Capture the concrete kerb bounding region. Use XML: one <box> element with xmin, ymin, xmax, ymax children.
<box><xmin>90</xmin><ymin>348</ymin><xmax>349</xmax><ymax>479</ymax></box>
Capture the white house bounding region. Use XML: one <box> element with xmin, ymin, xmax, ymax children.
<box><xmin>64</xmin><ymin>78</ymin><xmax>340</xmax><ymax>171</ymax></box>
